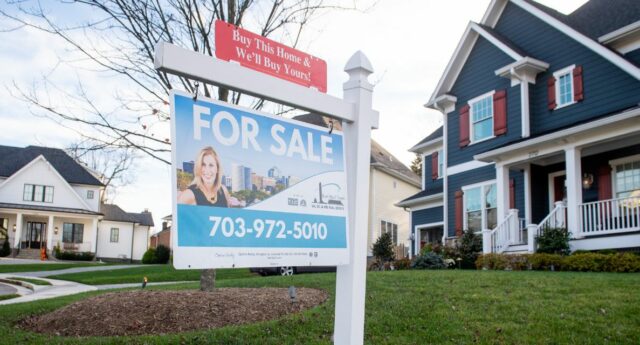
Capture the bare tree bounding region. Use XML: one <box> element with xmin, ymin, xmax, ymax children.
<box><xmin>1</xmin><ymin>0</ymin><xmax>372</xmax><ymax>291</ymax></box>
<box><xmin>1</xmin><ymin>0</ymin><xmax>369</xmax><ymax>164</ymax></box>
<box><xmin>66</xmin><ymin>139</ymin><xmax>137</xmax><ymax>203</ymax></box>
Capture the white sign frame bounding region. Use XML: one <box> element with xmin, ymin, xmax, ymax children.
<box><xmin>169</xmin><ymin>90</ymin><xmax>350</xmax><ymax>269</ymax></box>
<box><xmin>155</xmin><ymin>41</ymin><xmax>377</xmax><ymax>345</ymax></box>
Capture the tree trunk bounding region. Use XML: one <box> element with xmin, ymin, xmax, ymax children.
<box><xmin>200</xmin><ymin>269</ymin><xmax>216</xmax><ymax>291</ymax></box>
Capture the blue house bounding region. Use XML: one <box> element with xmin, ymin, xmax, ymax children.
<box><xmin>397</xmin><ymin>0</ymin><xmax>640</xmax><ymax>255</ymax></box>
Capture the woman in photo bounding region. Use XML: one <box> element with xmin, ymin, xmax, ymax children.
<box><xmin>178</xmin><ymin>146</ymin><xmax>236</xmax><ymax>207</ymax></box>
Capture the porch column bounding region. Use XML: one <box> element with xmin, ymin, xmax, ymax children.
<box><xmin>496</xmin><ymin>163</ymin><xmax>510</xmax><ymax>221</ymax></box>
<box><xmin>91</xmin><ymin>218</ymin><xmax>98</xmax><ymax>254</ymax></box>
<box><xmin>523</xmin><ymin>164</ymin><xmax>532</xmax><ymax>225</ymax></box>
<box><xmin>13</xmin><ymin>213</ymin><xmax>23</xmax><ymax>249</ymax></box>
<box><xmin>47</xmin><ymin>215</ymin><xmax>54</xmax><ymax>252</ymax></box>
<box><xmin>565</xmin><ymin>147</ymin><xmax>583</xmax><ymax>238</ymax></box>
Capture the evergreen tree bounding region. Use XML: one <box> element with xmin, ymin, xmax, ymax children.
<box><xmin>410</xmin><ymin>153</ymin><xmax>422</xmax><ymax>176</ymax></box>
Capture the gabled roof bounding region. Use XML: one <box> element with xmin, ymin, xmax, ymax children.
<box><xmin>0</xmin><ymin>145</ymin><xmax>103</xmax><ymax>186</ymax></box>
<box><xmin>428</xmin><ymin>0</ymin><xmax>640</xmax><ymax>108</ymax></box>
<box><xmin>409</xmin><ymin>126</ymin><xmax>443</xmax><ymax>152</ymax></box>
<box><xmin>101</xmin><ymin>203</ymin><xmax>154</xmax><ymax>226</ymax></box>
<box><xmin>529</xmin><ymin>0</ymin><xmax>640</xmax><ymax>40</ymax></box>
<box><xmin>293</xmin><ymin>114</ymin><xmax>421</xmax><ymax>187</ymax></box>
<box><xmin>426</xmin><ymin>21</ymin><xmax>526</xmax><ymax>107</ymax></box>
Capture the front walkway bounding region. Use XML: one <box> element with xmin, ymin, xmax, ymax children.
<box><xmin>0</xmin><ymin>276</ymin><xmax>96</xmax><ymax>305</ymax></box>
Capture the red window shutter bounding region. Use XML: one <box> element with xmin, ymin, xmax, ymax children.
<box><xmin>547</xmin><ymin>77</ymin><xmax>556</xmax><ymax>110</ymax></box>
<box><xmin>459</xmin><ymin>105</ymin><xmax>470</xmax><ymax>147</ymax></box>
<box><xmin>597</xmin><ymin>165</ymin><xmax>612</xmax><ymax>201</ymax></box>
<box><xmin>431</xmin><ymin>151</ymin><xmax>439</xmax><ymax>180</ymax></box>
<box><xmin>509</xmin><ymin>178</ymin><xmax>515</xmax><ymax>209</ymax></box>
<box><xmin>573</xmin><ymin>65</ymin><xmax>584</xmax><ymax>102</ymax></box>
<box><xmin>493</xmin><ymin>90</ymin><xmax>507</xmax><ymax>136</ymax></box>
<box><xmin>455</xmin><ymin>190</ymin><xmax>464</xmax><ymax>237</ymax></box>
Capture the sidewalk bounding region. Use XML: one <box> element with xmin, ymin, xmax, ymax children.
<box><xmin>0</xmin><ymin>275</ymin><xmax>96</xmax><ymax>305</ymax></box>
<box><xmin>15</xmin><ymin>264</ymin><xmax>147</xmax><ymax>278</ymax></box>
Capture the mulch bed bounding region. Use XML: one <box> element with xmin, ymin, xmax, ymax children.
<box><xmin>19</xmin><ymin>288</ymin><xmax>328</xmax><ymax>337</ymax></box>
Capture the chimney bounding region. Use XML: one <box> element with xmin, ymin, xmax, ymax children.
<box><xmin>162</xmin><ymin>221</ymin><xmax>168</xmax><ymax>230</ymax></box>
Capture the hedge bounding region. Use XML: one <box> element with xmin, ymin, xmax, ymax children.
<box><xmin>476</xmin><ymin>252</ymin><xmax>640</xmax><ymax>272</ymax></box>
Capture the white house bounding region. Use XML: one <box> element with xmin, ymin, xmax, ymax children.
<box><xmin>293</xmin><ymin>114</ymin><xmax>421</xmax><ymax>258</ymax></box>
<box><xmin>0</xmin><ymin>145</ymin><xmax>153</xmax><ymax>261</ymax></box>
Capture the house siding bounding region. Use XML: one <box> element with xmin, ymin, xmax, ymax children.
<box><xmin>422</xmin><ymin>154</ymin><xmax>444</xmax><ymax>195</ymax></box>
<box><xmin>494</xmin><ymin>3</ymin><xmax>640</xmax><ymax>136</ymax></box>
<box><xmin>412</xmin><ymin>206</ymin><xmax>444</xmax><ymax>226</ymax></box>
<box><xmin>447</xmin><ymin>165</ymin><xmax>495</xmax><ymax>237</ymax></box>
<box><xmin>447</xmin><ymin>36</ymin><xmax>522</xmax><ymax>166</ymax></box>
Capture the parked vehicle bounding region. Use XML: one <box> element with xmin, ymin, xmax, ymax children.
<box><xmin>250</xmin><ymin>265</ymin><xmax>336</xmax><ymax>276</ymax></box>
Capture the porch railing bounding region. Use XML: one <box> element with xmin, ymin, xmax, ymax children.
<box><xmin>579</xmin><ymin>196</ymin><xmax>640</xmax><ymax>236</ymax></box>
<box><xmin>484</xmin><ymin>209</ymin><xmax>519</xmax><ymax>254</ymax></box>
<box><xmin>536</xmin><ymin>201</ymin><xmax>567</xmax><ymax>237</ymax></box>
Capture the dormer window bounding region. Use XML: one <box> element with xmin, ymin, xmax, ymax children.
<box><xmin>548</xmin><ymin>65</ymin><xmax>583</xmax><ymax>110</ymax></box>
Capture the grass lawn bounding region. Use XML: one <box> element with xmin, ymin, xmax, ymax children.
<box><xmin>6</xmin><ymin>277</ymin><xmax>51</xmax><ymax>286</ymax></box>
<box><xmin>0</xmin><ymin>270</ymin><xmax>639</xmax><ymax>344</ymax></box>
<box><xmin>0</xmin><ymin>263</ymin><xmax>109</xmax><ymax>274</ymax></box>
<box><xmin>48</xmin><ymin>265</ymin><xmax>257</xmax><ymax>285</ymax></box>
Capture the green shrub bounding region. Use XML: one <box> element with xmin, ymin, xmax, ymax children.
<box><xmin>476</xmin><ymin>254</ymin><xmax>529</xmax><ymax>270</ymax></box>
<box><xmin>456</xmin><ymin>229</ymin><xmax>482</xmax><ymax>269</ymax></box>
<box><xmin>393</xmin><ymin>258</ymin><xmax>412</xmax><ymax>270</ymax></box>
<box><xmin>411</xmin><ymin>252</ymin><xmax>446</xmax><ymax>269</ymax></box>
<box><xmin>528</xmin><ymin>253</ymin><xmax>563</xmax><ymax>270</ymax></box>
<box><xmin>372</xmin><ymin>232</ymin><xmax>395</xmax><ymax>264</ymax></box>
<box><xmin>54</xmin><ymin>251</ymin><xmax>94</xmax><ymax>261</ymax></box>
<box><xmin>603</xmin><ymin>253</ymin><xmax>640</xmax><ymax>272</ymax></box>
<box><xmin>142</xmin><ymin>248</ymin><xmax>156</xmax><ymax>264</ymax></box>
<box><xmin>536</xmin><ymin>227</ymin><xmax>570</xmax><ymax>255</ymax></box>
<box><xmin>154</xmin><ymin>245</ymin><xmax>171</xmax><ymax>264</ymax></box>
<box><xmin>562</xmin><ymin>253</ymin><xmax>608</xmax><ymax>272</ymax></box>
<box><xmin>0</xmin><ymin>240</ymin><xmax>10</xmax><ymax>257</ymax></box>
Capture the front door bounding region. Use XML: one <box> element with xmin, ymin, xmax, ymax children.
<box><xmin>25</xmin><ymin>222</ymin><xmax>46</xmax><ymax>249</ymax></box>
<box><xmin>549</xmin><ymin>171</ymin><xmax>567</xmax><ymax>210</ymax></box>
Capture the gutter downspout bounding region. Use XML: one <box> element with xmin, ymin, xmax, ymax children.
<box><xmin>94</xmin><ymin>219</ymin><xmax>100</xmax><ymax>261</ymax></box>
<box><xmin>432</xmin><ymin>100</ymin><xmax>448</xmax><ymax>245</ymax></box>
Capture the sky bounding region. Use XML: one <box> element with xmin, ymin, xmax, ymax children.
<box><xmin>0</xmin><ymin>0</ymin><xmax>588</xmax><ymax>231</ymax></box>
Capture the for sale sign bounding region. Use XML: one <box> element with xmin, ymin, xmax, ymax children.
<box><xmin>215</xmin><ymin>20</ymin><xmax>327</xmax><ymax>92</ymax></box>
<box><xmin>170</xmin><ymin>90</ymin><xmax>348</xmax><ymax>269</ymax></box>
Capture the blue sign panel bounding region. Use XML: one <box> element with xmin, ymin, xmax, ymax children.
<box><xmin>170</xmin><ymin>91</ymin><xmax>349</xmax><ymax>269</ymax></box>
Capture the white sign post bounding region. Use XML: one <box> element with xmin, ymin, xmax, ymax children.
<box><xmin>155</xmin><ymin>41</ymin><xmax>376</xmax><ymax>345</ymax></box>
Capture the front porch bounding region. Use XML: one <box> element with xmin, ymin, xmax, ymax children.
<box><xmin>0</xmin><ymin>204</ymin><xmax>101</xmax><ymax>259</ymax></box>
<box><xmin>477</xmin><ymin>119</ymin><xmax>640</xmax><ymax>253</ymax></box>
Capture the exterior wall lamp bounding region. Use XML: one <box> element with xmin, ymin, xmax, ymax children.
<box><xmin>582</xmin><ymin>173</ymin><xmax>594</xmax><ymax>189</ymax></box>
<box><xmin>54</xmin><ymin>227</ymin><xmax>59</xmax><ymax>235</ymax></box>
<box><xmin>12</xmin><ymin>224</ymin><xmax>16</xmax><ymax>232</ymax></box>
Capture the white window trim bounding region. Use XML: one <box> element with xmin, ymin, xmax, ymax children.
<box><xmin>462</xmin><ymin>179</ymin><xmax>497</xmax><ymax>233</ymax></box>
<box><xmin>553</xmin><ymin>64</ymin><xmax>576</xmax><ymax>110</ymax></box>
<box><xmin>87</xmin><ymin>190</ymin><xmax>94</xmax><ymax>200</ymax></box>
<box><xmin>110</xmin><ymin>228</ymin><xmax>119</xmax><ymax>243</ymax></box>
<box><xmin>609</xmin><ymin>154</ymin><xmax>640</xmax><ymax>198</ymax></box>
<box><xmin>468</xmin><ymin>90</ymin><xmax>496</xmax><ymax>145</ymax></box>
<box><xmin>379</xmin><ymin>218</ymin><xmax>399</xmax><ymax>245</ymax></box>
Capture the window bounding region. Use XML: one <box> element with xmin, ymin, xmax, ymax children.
<box><xmin>87</xmin><ymin>190</ymin><xmax>94</xmax><ymax>199</ymax></box>
<box><xmin>380</xmin><ymin>220</ymin><xmax>398</xmax><ymax>245</ymax></box>
<box><xmin>463</xmin><ymin>182</ymin><xmax>497</xmax><ymax>233</ymax></box>
<box><xmin>614</xmin><ymin>158</ymin><xmax>640</xmax><ymax>199</ymax></box>
<box><xmin>23</xmin><ymin>184</ymin><xmax>54</xmax><ymax>203</ymax></box>
<box><xmin>469</xmin><ymin>92</ymin><xmax>494</xmax><ymax>142</ymax></box>
<box><xmin>110</xmin><ymin>228</ymin><xmax>119</xmax><ymax>243</ymax></box>
<box><xmin>62</xmin><ymin>223</ymin><xmax>84</xmax><ymax>243</ymax></box>
<box><xmin>553</xmin><ymin>65</ymin><xmax>576</xmax><ymax>108</ymax></box>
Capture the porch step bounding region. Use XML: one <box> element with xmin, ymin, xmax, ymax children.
<box><xmin>503</xmin><ymin>244</ymin><xmax>529</xmax><ymax>254</ymax></box>
<box><xmin>16</xmin><ymin>249</ymin><xmax>43</xmax><ymax>260</ymax></box>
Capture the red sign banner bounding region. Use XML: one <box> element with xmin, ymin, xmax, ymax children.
<box><xmin>215</xmin><ymin>20</ymin><xmax>327</xmax><ymax>93</ymax></box>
